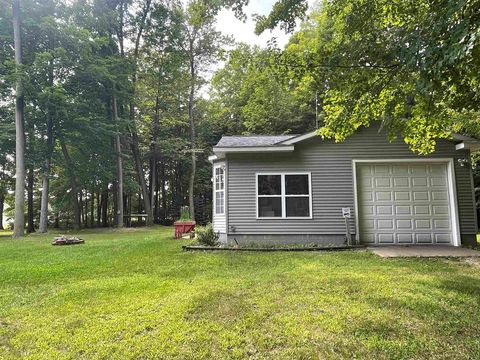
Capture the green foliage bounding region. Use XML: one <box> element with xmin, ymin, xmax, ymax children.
<box><xmin>208</xmin><ymin>44</ymin><xmax>315</xmax><ymax>136</ymax></box>
<box><xmin>255</xmin><ymin>0</ymin><xmax>308</xmax><ymax>34</ymax></box>
<box><xmin>279</xmin><ymin>0</ymin><xmax>480</xmax><ymax>154</ymax></box>
<box><xmin>179</xmin><ymin>206</ymin><xmax>191</xmax><ymax>221</ymax></box>
<box><xmin>195</xmin><ymin>223</ymin><xmax>219</xmax><ymax>246</ymax></box>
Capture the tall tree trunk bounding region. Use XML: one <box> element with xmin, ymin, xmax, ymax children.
<box><xmin>130</xmin><ymin>136</ymin><xmax>153</xmax><ymax>225</ymax></box>
<box><xmin>161</xmin><ymin>160</ymin><xmax>167</xmax><ymax>223</ymax></box>
<box><xmin>60</xmin><ymin>140</ymin><xmax>81</xmax><ymax>230</ymax></box>
<box><xmin>27</xmin><ymin>167</ymin><xmax>34</xmax><ymax>233</ymax></box>
<box><xmin>39</xmin><ymin>16</ymin><xmax>55</xmax><ymax>234</ymax></box>
<box><xmin>90</xmin><ymin>190</ymin><xmax>94</xmax><ymax>228</ymax></box>
<box><xmin>12</xmin><ymin>0</ymin><xmax>25</xmax><ymax>238</ymax></box>
<box><xmin>187</xmin><ymin>53</ymin><xmax>196</xmax><ymax>221</ymax></box>
<box><xmin>0</xmin><ymin>192</ymin><xmax>4</xmax><ymax>230</ymax></box>
<box><xmin>150</xmin><ymin>94</ymin><xmax>160</xmax><ymax>218</ymax></box>
<box><xmin>101</xmin><ymin>188</ymin><xmax>108</xmax><ymax>227</ymax></box>
<box><xmin>127</xmin><ymin>0</ymin><xmax>153</xmax><ymax>226</ymax></box>
<box><xmin>96</xmin><ymin>191</ymin><xmax>101</xmax><ymax>227</ymax></box>
<box><xmin>79</xmin><ymin>190</ymin><xmax>84</xmax><ymax>226</ymax></box>
<box><xmin>113</xmin><ymin>96</ymin><xmax>124</xmax><ymax>227</ymax></box>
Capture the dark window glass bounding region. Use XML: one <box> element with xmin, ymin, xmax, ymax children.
<box><xmin>285</xmin><ymin>175</ymin><xmax>309</xmax><ymax>195</ymax></box>
<box><xmin>286</xmin><ymin>197</ymin><xmax>310</xmax><ymax>217</ymax></box>
<box><xmin>258</xmin><ymin>175</ymin><xmax>281</xmax><ymax>195</ymax></box>
<box><xmin>258</xmin><ymin>197</ymin><xmax>282</xmax><ymax>217</ymax></box>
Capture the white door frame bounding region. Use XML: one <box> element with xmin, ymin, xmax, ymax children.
<box><xmin>352</xmin><ymin>158</ymin><xmax>461</xmax><ymax>246</ymax></box>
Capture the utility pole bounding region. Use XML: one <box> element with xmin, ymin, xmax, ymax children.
<box><xmin>315</xmin><ymin>91</ymin><xmax>319</xmax><ymax>129</ymax></box>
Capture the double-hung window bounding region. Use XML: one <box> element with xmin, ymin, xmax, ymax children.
<box><xmin>214</xmin><ymin>166</ymin><xmax>225</xmax><ymax>215</ymax></box>
<box><xmin>257</xmin><ymin>173</ymin><xmax>311</xmax><ymax>218</ymax></box>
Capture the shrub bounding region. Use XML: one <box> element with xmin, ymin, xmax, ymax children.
<box><xmin>179</xmin><ymin>206</ymin><xmax>191</xmax><ymax>221</ymax></box>
<box><xmin>196</xmin><ymin>223</ymin><xmax>219</xmax><ymax>246</ymax></box>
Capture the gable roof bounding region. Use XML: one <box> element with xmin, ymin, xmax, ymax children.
<box><xmin>215</xmin><ymin>134</ymin><xmax>297</xmax><ymax>147</ymax></box>
<box><xmin>210</xmin><ymin>128</ymin><xmax>480</xmax><ymax>161</ymax></box>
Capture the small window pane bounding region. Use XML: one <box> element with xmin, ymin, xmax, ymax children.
<box><xmin>258</xmin><ymin>175</ymin><xmax>281</xmax><ymax>195</ymax></box>
<box><xmin>258</xmin><ymin>197</ymin><xmax>282</xmax><ymax>217</ymax></box>
<box><xmin>286</xmin><ymin>197</ymin><xmax>310</xmax><ymax>217</ymax></box>
<box><xmin>285</xmin><ymin>175</ymin><xmax>309</xmax><ymax>195</ymax></box>
<box><xmin>215</xmin><ymin>167</ymin><xmax>224</xmax><ymax>191</ymax></box>
<box><xmin>215</xmin><ymin>191</ymin><xmax>224</xmax><ymax>214</ymax></box>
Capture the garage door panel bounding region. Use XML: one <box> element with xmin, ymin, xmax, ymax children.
<box><xmin>395</xmin><ymin>205</ymin><xmax>411</xmax><ymax>215</ymax></box>
<box><xmin>378</xmin><ymin>233</ymin><xmax>394</xmax><ymax>243</ymax></box>
<box><xmin>374</xmin><ymin>165</ymin><xmax>390</xmax><ymax>174</ymax></box>
<box><xmin>377</xmin><ymin>219</ymin><xmax>394</xmax><ymax>229</ymax></box>
<box><xmin>392</xmin><ymin>165</ymin><xmax>409</xmax><ymax>175</ymax></box>
<box><xmin>412</xmin><ymin>177</ymin><xmax>428</xmax><ymax>187</ymax></box>
<box><xmin>376</xmin><ymin>205</ymin><xmax>392</xmax><ymax>215</ymax></box>
<box><xmin>433</xmin><ymin>205</ymin><xmax>449</xmax><ymax>215</ymax></box>
<box><xmin>415</xmin><ymin>219</ymin><xmax>431</xmax><ymax>229</ymax></box>
<box><xmin>434</xmin><ymin>219</ymin><xmax>450</xmax><ymax>229</ymax></box>
<box><xmin>413</xmin><ymin>191</ymin><xmax>429</xmax><ymax>201</ymax></box>
<box><xmin>358</xmin><ymin>162</ymin><xmax>453</xmax><ymax>245</ymax></box>
<box><xmin>397</xmin><ymin>233</ymin><xmax>413</xmax><ymax>244</ymax></box>
<box><xmin>394</xmin><ymin>177</ymin><xmax>409</xmax><ymax>187</ymax></box>
<box><xmin>435</xmin><ymin>234</ymin><xmax>452</xmax><ymax>244</ymax></box>
<box><xmin>416</xmin><ymin>233</ymin><xmax>433</xmax><ymax>243</ymax></box>
<box><xmin>376</xmin><ymin>191</ymin><xmax>392</xmax><ymax>201</ymax></box>
<box><xmin>396</xmin><ymin>219</ymin><xmax>412</xmax><ymax>229</ymax></box>
<box><xmin>394</xmin><ymin>191</ymin><xmax>410</xmax><ymax>201</ymax></box>
<box><xmin>414</xmin><ymin>205</ymin><xmax>430</xmax><ymax>215</ymax></box>
<box><xmin>375</xmin><ymin>177</ymin><xmax>391</xmax><ymax>187</ymax></box>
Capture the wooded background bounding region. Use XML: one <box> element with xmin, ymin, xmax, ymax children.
<box><xmin>0</xmin><ymin>0</ymin><xmax>478</xmax><ymax>234</ymax></box>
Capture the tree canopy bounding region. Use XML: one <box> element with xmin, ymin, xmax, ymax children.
<box><xmin>0</xmin><ymin>0</ymin><xmax>478</xmax><ymax>233</ymax></box>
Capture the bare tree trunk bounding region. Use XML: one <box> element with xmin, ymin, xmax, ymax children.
<box><xmin>101</xmin><ymin>187</ymin><xmax>108</xmax><ymax>227</ymax></box>
<box><xmin>127</xmin><ymin>0</ymin><xmax>153</xmax><ymax>226</ymax></box>
<box><xmin>27</xmin><ymin>167</ymin><xmax>34</xmax><ymax>233</ymax></box>
<box><xmin>39</xmin><ymin>158</ymin><xmax>51</xmax><ymax>232</ymax></box>
<box><xmin>39</xmin><ymin>17</ymin><xmax>55</xmax><ymax>234</ymax></box>
<box><xmin>113</xmin><ymin>96</ymin><xmax>124</xmax><ymax>227</ymax></box>
<box><xmin>90</xmin><ymin>189</ymin><xmax>94</xmax><ymax>228</ymax></box>
<box><xmin>161</xmin><ymin>161</ymin><xmax>167</xmax><ymax>223</ymax></box>
<box><xmin>187</xmin><ymin>54</ymin><xmax>196</xmax><ymax>220</ymax></box>
<box><xmin>12</xmin><ymin>0</ymin><xmax>25</xmax><ymax>238</ymax></box>
<box><xmin>150</xmin><ymin>94</ymin><xmax>160</xmax><ymax>218</ymax></box>
<box><xmin>0</xmin><ymin>192</ymin><xmax>5</xmax><ymax>230</ymax></box>
<box><xmin>130</xmin><ymin>136</ymin><xmax>153</xmax><ymax>225</ymax></box>
<box><xmin>96</xmin><ymin>191</ymin><xmax>101</xmax><ymax>227</ymax></box>
<box><xmin>60</xmin><ymin>140</ymin><xmax>81</xmax><ymax>230</ymax></box>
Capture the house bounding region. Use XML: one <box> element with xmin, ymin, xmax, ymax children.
<box><xmin>209</xmin><ymin>125</ymin><xmax>479</xmax><ymax>247</ymax></box>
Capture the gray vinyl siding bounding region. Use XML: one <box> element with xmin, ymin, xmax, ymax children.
<box><xmin>226</xmin><ymin>126</ymin><xmax>477</xmax><ymax>237</ymax></box>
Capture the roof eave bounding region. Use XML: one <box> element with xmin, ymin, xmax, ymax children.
<box><xmin>213</xmin><ymin>145</ymin><xmax>295</xmax><ymax>157</ymax></box>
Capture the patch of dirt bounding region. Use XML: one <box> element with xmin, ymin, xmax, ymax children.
<box><xmin>462</xmin><ymin>257</ymin><xmax>480</xmax><ymax>267</ymax></box>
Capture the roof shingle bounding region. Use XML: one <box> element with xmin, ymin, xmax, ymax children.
<box><xmin>215</xmin><ymin>135</ymin><xmax>297</xmax><ymax>147</ymax></box>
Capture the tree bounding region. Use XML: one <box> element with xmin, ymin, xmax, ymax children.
<box><xmin>270</xmin><ymin>0</ymin><xmax>480</xmax><ymax>154</ymax></box>
<box><xmin>182</xmin><ymin>1</ymin><xmax>231</xmax><ymax>220</ymax></box>
<box><xmin>12</xmin><ymin>0</ymin><xmax>25</xmax><ymax>237</ymax></box>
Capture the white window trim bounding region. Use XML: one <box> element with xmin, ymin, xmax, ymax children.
<box><xmin>214</xmin><ymin>164</ymin><xmax>225</xmax><ymax>215</ymax></box>
<box><xmin>255</xmin><ymin>172</ymin><xmax>313</xmax><ymax>220</ymax></box>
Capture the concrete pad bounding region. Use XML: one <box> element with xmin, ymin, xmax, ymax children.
<box><xmin>368</xmin><ymin>245</ymin><xmax>480</xmax><ymax>258</ymax></box>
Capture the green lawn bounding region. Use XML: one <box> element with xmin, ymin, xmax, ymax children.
<box><xmin>0</xmin><ymin>227</ymin><xmax>479</xmax><ymax>359</ymax></box>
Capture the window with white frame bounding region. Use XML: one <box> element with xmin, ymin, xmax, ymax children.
<box><xmin>257</xmin><ymin>173</ymin><xmax>311</xmax><ymax>218</ymax></box>
<box><xmin>214</xmin><ymin>166</ymin><xmax>225</xmax><ymax>215</ymax></box>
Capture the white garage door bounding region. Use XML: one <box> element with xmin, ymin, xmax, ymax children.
<box><xmin>357</xmin><ymin>162</ymin><xmax>454</xmax><ymax>245</ymax></box>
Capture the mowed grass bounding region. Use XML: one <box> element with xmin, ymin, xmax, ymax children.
<box><xmin>0</xmin><ymin>227</ymin><xmax>480</xmax><ymax>359</ymax></box>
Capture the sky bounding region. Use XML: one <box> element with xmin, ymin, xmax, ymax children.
<box><xmin>215</xmin><ymin>0</ymin><xmax>318</xmax><ymax>49</ymax></box>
